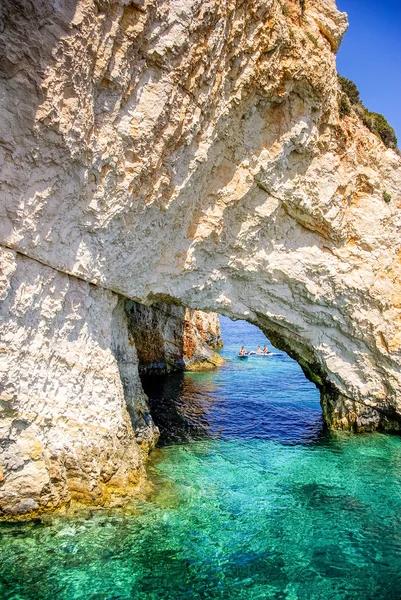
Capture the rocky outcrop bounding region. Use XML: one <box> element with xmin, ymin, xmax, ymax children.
<box><xmin>186</xmin><ymin>311</ymin><xmax>223</xmax><ymax>351</ymax></box>
<box><xmin>1</xmin><ymin>0</ymin><xmax>401</xmax><ymax>515</ymax></box>
<box><xmin>183</xmin><ymin>310</ymin><xmax>225</xmax><ymax>371</ymax></box>
<box><xmin>0</xmin><ymin>247</ymin><xmax>222</xmax><ymax>518</ymax></box>
<box><xmin>126</xmin><ymin>302</ymin><xmax>224</xmax><ymax>374</ymax></box>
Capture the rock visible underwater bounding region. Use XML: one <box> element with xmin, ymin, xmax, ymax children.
<box><xmin>1</xmin><ymin>0</ymin><xmax>401</xmax><ymax>516</ymax></box>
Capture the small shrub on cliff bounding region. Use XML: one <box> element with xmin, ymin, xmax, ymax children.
<box><xmin>306</xmin><ymin>32</ymin><xmax>318</xmax><ymax>46</ymax></box>
<box><xmin>281</xmin><ymin>3</ymin><xmax>289</xmax><ymax>16</ymax></box>
<box><xmin>338</xmin><ymin>76</ymin><xmax>360</xmax><ymax>105</ymax></box>
<box><xmin>362</xmin><ymin>111</ymin><xmax>398</xmax><ymax>150</ymax></box>
<box><xmin>383</xmin><ymin>191</ymin><xmax>392</xmax><ymax>203</ymax></box>
<box><xmin>299</xmin><ymin>0</ymin><xmax>306</xmax><ymax>14</ymax></box>
<box><xmin>337</xmin><ymin>74</ymin><xmax>398</xmax><ymax>150</ymax></box>
<box><xmin>339</xmin><ymin>95</ymin><xmax>351</xmax><ymax>118</ymax></box>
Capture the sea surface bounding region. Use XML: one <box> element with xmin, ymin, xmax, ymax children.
<box><xmin>1</xmin><ymin>317</ymin><xmax>401</xmax><ymax>599</ymax></box>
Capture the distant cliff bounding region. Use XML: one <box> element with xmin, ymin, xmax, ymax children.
<box><xmin>1</xmin><ymin>0</ymin><xmax>401</xmax><ymax>518</ymax></box>
<box><xmin>126</xmin><ymin>302</ymin><xmax>224</xmax><ymax>374</ymax></box>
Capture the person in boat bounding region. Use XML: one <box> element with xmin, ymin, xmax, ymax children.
<box><xmin>256</xmin><ymin>345</ymin><xmax>262</xmax><ymax>354</ymax></box>
<box><xmin>263</xmin><ymin>345</ymin><xmax>270</xmax><ymax>354</ymax></box>
<box><xmin>239</xmin><ymin>346</ymin><xmax>247</xmax><ymax>356</ymax></box>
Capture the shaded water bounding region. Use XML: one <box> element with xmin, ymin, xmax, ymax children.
<box><xmin>143</xmin><ymin>317</ymin><xmax>323</xmax><ymax>446</ymax></box>
<box><xmin>1</xmin><ymin>318</ymin><xmax>401</xmax><ymax>599</ymax></box>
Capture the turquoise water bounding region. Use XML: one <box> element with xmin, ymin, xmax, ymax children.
<box><xmin>1</xmin><ymin>318</ymin><xmax>401</xmax><ymax>599</ymax></box>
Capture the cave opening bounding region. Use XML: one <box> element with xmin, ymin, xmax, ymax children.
<box><xmin>139</xmin><ymin>313</ymin><xmax>324</xmax><ymax>447</ymax></box>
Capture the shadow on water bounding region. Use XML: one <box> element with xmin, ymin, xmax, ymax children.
<box><xmin>143</xmin><ymin>373</ymin><xmax>328</xmax><ymax>446</ymax></box>
<box><xmin>143</xmin><ymin>370</ymin><xmax>326</xmax><ymax>447</ymax></box>
<box><xmin>142</xmin><ymin>372</ymin><xmax>220</xmax><ymax>446</ymax></box>
<box><xmin>142</xmin><ymin>316</ymin><xmax>326</xmax><ymax>448</ymax></box>
<box><xmin>2</xmin><ymin>321</ymin><xmax>401</xmax><ymax>600</ymax></box>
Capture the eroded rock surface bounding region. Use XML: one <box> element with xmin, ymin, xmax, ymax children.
<box><xmin>0</xmin><ymin>247</ymin><xmax>157</xmax><ymax>517</ymax></box>
<box><xmin>126</xmin><ymin>302</ymin><xmax>224</xmax><ymax>373</ymax></box>
<box><xmin>183</xmin><ymin>310</ymin><xmax>224</xmax><ymax>370</ymax></box>
<box><xmin>1</xmin><ymin>0</ymin><xmax>401</xmax><ymax>516</ymax></box>
<box><xmin>186</xmin><ymin>310</ymin><xmax>223</xmax><ymax>351</ymax></box>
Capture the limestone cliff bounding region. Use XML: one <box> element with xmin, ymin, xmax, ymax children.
<box><xmin>0</xmin><ymin>247</ymin><xmax>157</xmax><ymax>517</ymax></box>
<box><xmin>0</xmin><ymin>247</ymin><xmax>219</xmax><ymax>517</ymax></box>
<box><xmin>1</xmin><ymin>0</ymin><xmax>401</xmax><ymax>516</ymax></box>
<box><xmin>186</xmin><ymin>310</ymin><xmax>223</xmax><ymax>350</ymax></box>
<box><xmin>183</xmin><ymin>310</ymin><xmax>224</xmax><ymax>370</ymax></box>
<box><xmin>126</xmin><ymin>302</ymin><xmax>224</xmax><ymax>373</ymax></box>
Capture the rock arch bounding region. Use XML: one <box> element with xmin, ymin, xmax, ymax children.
<box><xmin>1</xmin><ymin>0</ymin><xmax>401</xmax><ymax>517</ymax></box>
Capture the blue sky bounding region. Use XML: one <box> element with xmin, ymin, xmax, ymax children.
<box><xmin>336</xmin><ymin>0</ymin><xmax>401</xmax><ymax>143</ymax></box>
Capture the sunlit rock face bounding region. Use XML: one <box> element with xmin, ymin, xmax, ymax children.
<box><xmin>186</xmin><ymin>310</ymin><xmax>223</xmax><ymax>351</ymax></box>
<box><xmin>183</xmin><ymin>309</ymin><xmax>224</xmax><ymax>370</ymax></box>
<box><xmin>0</xmin><ymin>247</ymin><xmax>218</xmax><ymax>518</ymax></box>
<box><xmin>0</xmin><ymin>248</ymin><xmax>157</xmax><ymax>518</ymax></box>
<box><xmin>126</xmin><ymin>302</ymin><xmax>224</xmax><ymax>373</ymax></box>
<box><xmin>1</xmin><ymin>0</ymin><xmax>401</xmax><ymax>518</ymax></box>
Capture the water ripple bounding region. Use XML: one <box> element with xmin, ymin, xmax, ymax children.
<box><xmin>1</xmin><ymin>318</ymin><xmax>401</xmax><ymax>599</ymax></box>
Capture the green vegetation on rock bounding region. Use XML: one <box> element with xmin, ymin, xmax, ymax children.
<box><xmin>306</xmin><ymin>32</ymin><xmax>318</xmax><ymax>46</ymax></box>
<box><xmin>362</xmin><ymin>111</ymin><xmax>398</xmax><ymax>150</ymax></box>
<box><xmin>339</xmin><ymin>95</ymin><xmax>351</xmax><ymax>118</ymax></box>
<box><xmin>338</xmin><ymin>76</ymin><xmax>360</xmax><ymax>105</ymax></box>
<box><xmin>383</xmin><ymin>191</ymin><xmax>392</xmax><ymax>203</ymax></box>
<box><xmin>338</xmin><ymin>75</ymin><xmax>398</xmax><ymax>150</ymax></box>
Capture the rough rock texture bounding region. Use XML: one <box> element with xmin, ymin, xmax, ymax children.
<box><xmin>126</xmin><ymin>302</ymin><xmax>224</xmax><ymax>373</ymax></box>
<box><xmin>1</xmin><ymin>0</ymin><xmax>401</xmax><ymax>516</ymax></box>
<box><xmin>0</xmin><ymin>247</ymin><xmax>157</xmax><ymax>518</ymax></box>
<box><xmin>186</xmin><ymin>310</ymin><xmax>223</xmax><ymax>350</ymax></box>
<box><xmin>183</xmin><ymin>310</ymin><xmax>225</xmax><ymax>370</ymax></box>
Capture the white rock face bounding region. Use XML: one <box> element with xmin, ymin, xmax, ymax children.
<box><xmin>0</xmin><ymin>247</ymin><xmax>157</xmax><ymax>517</ymax></box>
<box><xmin>1</xmin><ymin>0</ymin><xmax>401</xmax><ymax>514</ymax></box>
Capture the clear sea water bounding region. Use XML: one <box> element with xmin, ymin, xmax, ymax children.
<box><xmin>1</xmin><ymin>317</ymin><xmax>401</xmax><ymax>599</ymax></box>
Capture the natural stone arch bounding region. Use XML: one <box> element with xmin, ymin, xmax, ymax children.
<box><xmin>1</xmin><ymin>0</ymin><xmax>399</xmax><ymax>427</ymax></box>
<box><xmin>1</xmin><ymin>0</ymin><xmax>401</xmax><ymax>518</ymax></box>
<box><xmin>137</xmin><ymin>284</ymin><xmax>400</xmax><ymax>435</ymax></box>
